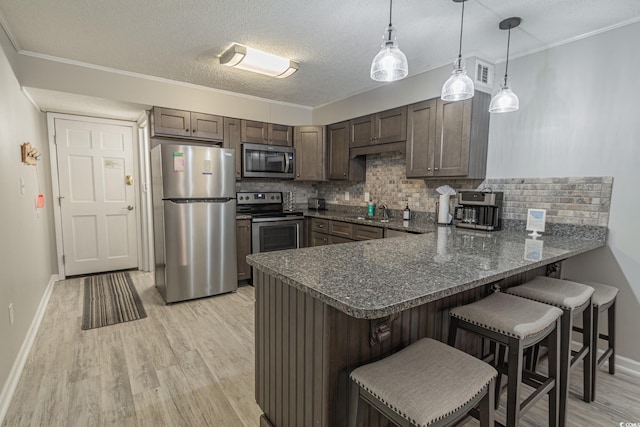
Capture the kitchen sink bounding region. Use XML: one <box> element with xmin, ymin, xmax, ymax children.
<box><xmin>343</xmin><ymin>215</ymin><xmax>390</xmax><ymax>223</ymax></box>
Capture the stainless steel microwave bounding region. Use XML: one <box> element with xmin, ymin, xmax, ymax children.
<box><xmin>242</xmin><ymin>143</ymin><xmax>295</xmax><ymax>179</ymax></box>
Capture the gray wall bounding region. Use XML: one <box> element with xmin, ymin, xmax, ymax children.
<box><xmin>0</xmin><ymin>38</ymin><xmax>57</xmax><ymax>405</ymax></box>
<box><xmin>486</xmin><ymin>23</ymin><xmax>640</xmax><ymax>362</ymax></box>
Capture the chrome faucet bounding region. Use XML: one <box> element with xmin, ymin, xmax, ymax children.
<box><xmin>378</xmin><ymin>203</ymin><xmax>390</xmax><ymax>220</ymax></box>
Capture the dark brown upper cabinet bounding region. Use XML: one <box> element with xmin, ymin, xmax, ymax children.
<box><xmin>294</xmin><ymin>126</ymin><xmax>326</xmax><ymax>181</ymax></box>
<box><xmin>152</xmin><ymin>107</ymin><xmax>223</xmax><ymax>142</ymax></box>
<box><xmin>240</xmin><ymin>120</ymin><xmax>293</xmax><ymax>146</ymax></box>
<box><xmin>328</xmin><ymin>121</ymin><xmax>365</xmax><ymax>181</ymax></box>
<box><xmin>222</xmin><ymin>117</ymin><xmax>242</xmax><ymax>180</ymax></box>
<box><xmin>350</xmin><ymin>106</ymin><xmax>407</xmax><ymax>148</ymax></box>
<box><xmin>406</xmin><ymin>92</ymin><xmax>490</xmax><ymax>179</ymax></box>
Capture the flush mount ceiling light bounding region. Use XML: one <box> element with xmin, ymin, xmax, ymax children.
<box><xmin>441</xmin><ymin>0</ymin><xmax>474</xmax><ymax>101</ymax></box>
<box><xmin>219</xmin><ymin>44</ymin><xmax>298</xmax><ymax>78</ymax></box>
<box><xmin>489</xmin><ymin>17</ymin><xmax>522</xmax><ymax>113</ymax></box>
<box><xmin>370</xmin><ymin>0</ymin><xmax>408</xmax><ymax>82</ymax></box>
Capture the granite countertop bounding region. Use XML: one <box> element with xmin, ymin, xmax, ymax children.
<box><xmin>236</xmin><ymin>214</ymin><xmax>252</xmax><ymax>220</ymax></box>
<box><xmin>247</xmin><ymin>227</ymin><xmax>606</xmax><ymax>319</ymax></box>
<box><xmin>302</xmin><ymin>209</ymin><xmax>433</xmax><ymax>234</ymax></box>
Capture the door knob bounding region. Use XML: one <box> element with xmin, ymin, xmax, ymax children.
<box><xmin>127</xmin><ymin>205</ymin><xmax>134</xmax><ymax>211</ymax></box>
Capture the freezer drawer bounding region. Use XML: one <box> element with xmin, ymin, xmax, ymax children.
<box><xmin>155</xmin><ymin>199</ymin><xmax>237</xmax><ymax>303</ymax></box>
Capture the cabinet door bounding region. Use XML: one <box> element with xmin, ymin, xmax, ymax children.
<box><xmin>294</xmin><ymin>126</ymin><xmax>326</xmax><ymax>181</ymax></box>
<box><xmin>269</xmin><ymin>124</ymin><xmax>293</xmax><ymax>146</ymax></box>
<box><xmin>350</xmin><ymin>115</ymin><xmax>374</xmax><ymax>148</ymax></box>
<box><xmin>310</xmin><ymin>231</ymin><xmax>329</xmax><ymax>246</ymax></box>
<box><xmin>236</xmin><ymin>219</ymin><xmax>252</xmax><ymax>281</ymax></box>
<box><xmin>191</xmin><ymin>112</ymin><xmax>223</xmax><ymax>141</ymax></box>
<box><xmin>374</xmin><ymin>106</ymin><xmax>407</xmax><ymax>145</ymax></box>
<box><xmin>435</xmin><ymin>98</ymin><xmax>471</xmax><ymax>177</ymax></box>
<box><xmin>241</xmin><ymin>120</ymin><xmax>269</xmax><ymax>144</ymax></box>
<box><xmin>406</xmin><ymin>99</ymin><xmax>437</xmax><ymax>177</ymax></box>
<box><xmin>153</xmin><ymin>107</ymin><xmax>191</xmax><ymax>138</ymax></box>
<box><xmin>353</xmin><ymin>224</ymin><xmax>383</xmax><ymax>240</ymax></box>
<box><xmin>223</xmin><ymin>118</ymin><xmax>242</xmax><ymax>180</ymax></box>
<box><xmin>328</xmin><ymin>220</ymin><xmax>354</xmax><ymax>238</ymax></box>
<box><xmin>328</xmin><ymin>121</ymin><xmax>350</xmax><ymax>180</ymax></box>
<box><xmin>328</xmin><ymin>235</ymin><xmax>354</xmax><ymax>245</ymax></box>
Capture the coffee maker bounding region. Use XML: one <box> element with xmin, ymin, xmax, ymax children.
<box><xmin>454</xmin><ymin>191</ymin><xmax>503</xmax><ymax>231</ymax></box>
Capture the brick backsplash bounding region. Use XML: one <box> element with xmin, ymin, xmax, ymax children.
<box><xmin>236</xmin><ymin>151</ymin><xmax>613</xmax><ymax>227</ymax></box>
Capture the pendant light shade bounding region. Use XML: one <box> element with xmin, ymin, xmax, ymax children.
<box><xmin>371</xmin><ymin>0</ymin><xmax>408</xmax><ymax>82</ymax></box>
<box><xmin>441</xmin><ymin>0</ymin><xmax>474</xmax><ymax>101</ymax></box>
<box><xmin>489</xmin><ymin>17</ymin><xmax>521</xmax><ymax>113</ymax></box>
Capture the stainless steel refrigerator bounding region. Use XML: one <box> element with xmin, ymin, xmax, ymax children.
<box><xmin>151</xmin><ymin>140</ymin><xmax>237</xmax><ymax>303</ymax></box>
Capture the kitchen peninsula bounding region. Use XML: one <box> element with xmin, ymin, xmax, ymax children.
<box><xmin>247</xmin><ymin>226</ymin><xmax>606</xmax><ymax>427</ymax></box>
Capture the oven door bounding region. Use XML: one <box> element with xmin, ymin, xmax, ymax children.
<box><xmin>251</xmin><ymin>216</ymin><xmax>304</xmax><ymax>253</ymax></box>
<box><xmin>242</xmin><ymin>143</ymin><xmax>295</xmax><ymax>179</ymax></box>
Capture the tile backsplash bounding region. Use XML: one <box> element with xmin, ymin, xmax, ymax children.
<box><xmin>236</xmin><ymin>151</ymin><xmax>612</xmax><ymax>227</ymax></box>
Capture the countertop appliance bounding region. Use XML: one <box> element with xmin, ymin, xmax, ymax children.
<box><xmin>242</xmin><ymin>143</ymin><xmax>295</xmax><ymax>179</ymax></box>
<box><xmin>307</xmin><ymin>197</ymin><xmax>326</xmax><ymax>210</ymax></box>
<box><xmin>151</xmin><ymin>140</ymin><xmax>237</xmax><ymax>303</ymax></box>
<box><xmin>237</xmin><ymin>191</ymin><xmax>304</xmax><ymax>254</ymax></box>
<box><xmin>454</xmin><ymin>191</ymin><xmax>504</xmax><ymax>231</ymax></box>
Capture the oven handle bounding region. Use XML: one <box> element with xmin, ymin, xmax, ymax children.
<box><xmin>252</xmin><ymin>216</ymin><xmax>303</xmax><ymax>223</ymax></box>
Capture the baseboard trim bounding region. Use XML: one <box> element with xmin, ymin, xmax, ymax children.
<box><xmin>0</xmin><ymin>274</ymin><xmax>58</xmax><ymax>424</ymax></box>
<box><xmin>572</xmin><ymin>339</ymin><xmax>640</xmax><ymax>377</ymax></box>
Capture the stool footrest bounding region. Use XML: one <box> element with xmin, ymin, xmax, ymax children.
<box><xmin>570</xmin><ymin>346</ymin><xmax>589</xmax><ymax>367</ymax></box>
<box><xmin>598</xmin><ymin>348</ymin><xmax>614</xmax><ymax>367</ymax></box>
<box><xmin>521</xmin><ymin>378</ymin><xmax>556</xmax><ymax>414</ymax></box>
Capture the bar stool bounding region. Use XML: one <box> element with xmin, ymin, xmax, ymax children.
<box><xmin>569</xmin><ymin>280</ymin><xmax>618</xmax><ymax>401</ymax></box>
<box><xmin>448</xmin><ymin>292</ymin><xmax>562</xmax><ymax>427</ymax></box>
<box><xmin>349</xmin><ymin>338</ymin><xmax>497</xmax><ymax>427</ymax></box>
<box><xmin>506</xmin><ymin>276</ymin><xmax>594</xmax><ymax>427</ymax></box>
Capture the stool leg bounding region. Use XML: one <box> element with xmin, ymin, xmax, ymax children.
<box><xmin>547</xmin><ymin>318</ymin><xmax>560</xmax><ymax>427</ymax></box>
<box><xmin>479</xmin><ymin>379</ymin><xmax>495</xmax><ymax>427</ymax></box>
<box><xmin>591</xmin><ymin>307</ymin><xmax>599</xmax><ymax>402</ymax></box>
<box><xmin>582</xmin><ymin>300</ymin><xmax>593</xmax><ymax>403</ymax></box>
<box><xmin>494</xmin><ymin>344</ymin><xmax>506</xmax><ymax>410</ymax></box>
<box><xmin>558</xmin><ymin>310</ymin><xmax>571</xmax><ymax>427</ymax></box>
<box><xmin>608</xmin><ymin>300</ymin><xmax>616</xmax><ymax>375</ymax></box>
<box><xmin>447</xmin><ymin>317</ymin><xmax>459</xmax><ymax>348</ymax></box>
<box><xmin>506</xmin><ymin>338</ymin><xmax>523</xmax><ymax>427</ymax></box>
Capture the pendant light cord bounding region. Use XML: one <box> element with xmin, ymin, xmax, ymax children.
<box><xmin>457</xmin><ymin>1</ymin><xmax>465</xmax><ymax>60</ymax></box>
<box><xmin>503</xmin><ymin>26</ymin><xmax>512</xmax><ymax>86</ymax></box>
<box><xmin>387</xmin><ymin>0</ymin><xmax>394</xmax><ymax>42</ymax></box>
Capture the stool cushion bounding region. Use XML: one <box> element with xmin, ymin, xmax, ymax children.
<box><xmin>569</xmin><ymin>280</ymin><xmax>619</xmax><ymax>307</ymax></box>
<box><xmin>506</xmin><ymin>276</ymin><xmax>594</xmax><ymax>310</ymax></box>
<box><xmin>350</xmin><ymin>338</ymin><xmax>497</xmax><ymax>427</ymax></box>
<box><xmin>449</xmin><ymin>292</ymin><xmax>562</xmax><ymax>339</ymax></box>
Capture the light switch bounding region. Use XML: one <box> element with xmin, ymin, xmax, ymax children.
<box><xmin>19</xmin><ymin>178</ymin><xmax>25</xmax><ymax>196</ymax></box>
<box><xmin>345</xmin><ymin>191</ymin><xmax>350</xmax><ymax>201</ymax></box>
<box><xmin>364</xmin><ymin>192</ymin><xmax>370</xmax><ymax>202</ymax></box>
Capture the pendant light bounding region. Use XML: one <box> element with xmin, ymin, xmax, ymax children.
<box><xmin>489</xmin><ymin>17</ymin><xmax>522</xmax><ymax>113</ymax></box>
<box><xmin>370</xmin><ymin>0</ymin><xmax>408</xmax><ymax>82</ymax></box>
<box><xmin>441</xmin><ymin>0</ymin><xmax>474</xmax><ymax>101</ymax></box>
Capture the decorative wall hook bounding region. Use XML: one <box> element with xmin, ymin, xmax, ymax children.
<box><xmin>21</xmin><ymin>142</ymin><xmax>41</xmax><ymax>165</ymax></box>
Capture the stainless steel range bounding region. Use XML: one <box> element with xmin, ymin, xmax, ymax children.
<box><xmin>237</xmin><ymin>192</ymin><xmax>304</xmax><ymax>254</ymax></box>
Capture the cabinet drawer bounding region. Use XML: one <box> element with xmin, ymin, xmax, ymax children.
<box><xmin>328</xmin><ymin>235</ymin><xmax>354</xmax><ymax>245</ymax></box>
<box><xmin>329</xmin><ymin>220</ymin><xmax>354</xmax><ymax>238</ymax></box>
<box><xmin>311</xmin><ymin>231</ymin><xmax>329</xmax><ymax>247</ymax></box>
<box><xmin>311</xmin><ymin>218</ymin><xmax>329</xmax><ymax>233</ymax></box>
<box><xmin>354</xmin><ymin>224</ymin><xmax>384</xmax><ymax>240</ymax></box>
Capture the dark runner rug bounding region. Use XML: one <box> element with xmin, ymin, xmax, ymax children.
<box><xmin>81</xmin><ymin>272</ymin><xmax>147</xmax><ymax>330</ymax></box>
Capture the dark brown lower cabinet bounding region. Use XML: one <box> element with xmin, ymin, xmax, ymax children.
<box><xmin>254</xmin><ymin>265</ymin><xmax>552</xmax><ymax>427</ymax></box>
<box><xmin>236</xmin><ymin>219</ymin><xmax>251</xmax><ymax>281</ymax></box>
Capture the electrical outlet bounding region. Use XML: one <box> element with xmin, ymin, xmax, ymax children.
<box><xmin>8</xmin><ymin>303</ymin><xmax>14</xmax><ymax>325</ymax></box>
<box><xmin>364</xmin><ymin>192</ymin><xmax>370</xmax><ymax>202</ymax></box>
<box><xmin>20</xmin><ymin>178</ymin><xmax>25</xmax><ymax>196</ymax></box>
<box><xmin>345</xmin><ymin>191</ymin><xmax>349</xmax><ymax>201</ymax></box>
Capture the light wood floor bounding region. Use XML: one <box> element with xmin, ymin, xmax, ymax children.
<box><xmin>3</xmin><ymin>271</ymin><xmax>640</xmax><ymax>426</ymax></box>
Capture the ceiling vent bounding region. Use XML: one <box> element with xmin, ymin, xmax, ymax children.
<box><xmin>473</xmin><ymin>59</ymin><xmax>494</xmax><ymax>90</ymax></box>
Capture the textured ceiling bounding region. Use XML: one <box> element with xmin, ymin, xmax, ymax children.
<box><xmin>2</xmin><ymin>0</ymin><xmax>640</xmax><ymax>107</ymax></box>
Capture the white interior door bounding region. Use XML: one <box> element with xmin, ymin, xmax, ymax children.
<box><xmin>55</xmin><ymin>118</ymin><xmax>138</xmax><ymax>276</ymax></box>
